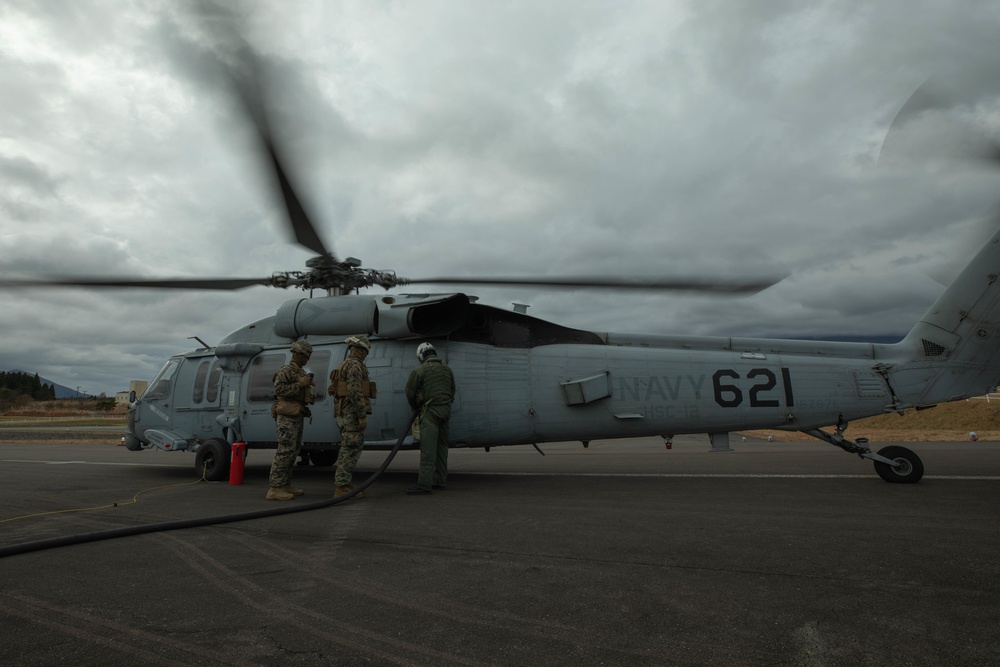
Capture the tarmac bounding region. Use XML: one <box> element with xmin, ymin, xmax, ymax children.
<box><xmin>0</xmin><ymin>435</ymin><xmax>998</xmax><ymax>666</ymax></box>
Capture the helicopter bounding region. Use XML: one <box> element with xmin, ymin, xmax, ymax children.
<box><xmin>12</xmin><ymin>220</ymin><xmax>1000</xmax><ymax>487</ymax></box>
<box><xmin>108</xmin><ymin>229</ymin><xmax>998</xmax><ymax>487</ymax></box>
<box><xmin>5</xmin><ymin>23</ymin><xmax>1000</xmax><ymax>486</ymax></box>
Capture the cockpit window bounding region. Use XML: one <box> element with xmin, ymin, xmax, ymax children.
<box><xmin>143</xmin><ymin>359</ymin><xmax>180</xmax><ymax>400</ymax></box>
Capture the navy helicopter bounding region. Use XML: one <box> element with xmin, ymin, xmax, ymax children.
<box><xmin>84</xmin><ymin>208</ymin><xmax>1000</xmax><ymax>486</ymax></box>
<box><xmin>5</xmin><ymin>36</ymin><xmax>999</xmax><ymax>485</ymax></box>
<box><xmin>109</xmin><ymin>216</ymin><xmax>997</xmax><ymax>486</ymax></box>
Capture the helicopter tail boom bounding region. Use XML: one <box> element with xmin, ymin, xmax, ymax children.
<box><xmin>890</xmin><ymin>225</ymin><xmax>1000</xmax><ymax>404</ymax></box>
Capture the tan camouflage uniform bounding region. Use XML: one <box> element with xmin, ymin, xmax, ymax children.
<box><xmin>269</xmin><ymin>355</ymin><xmax>314</xmax><ymax>489</ymax></box>
<box><xmin>331</xmin><ymin>347</ymin><xmax>372</xmax><ymax>488</ymax></box>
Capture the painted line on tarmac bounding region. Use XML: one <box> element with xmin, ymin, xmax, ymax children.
<box><xmin>4</xmin><ymin>460</ymin><xmax>998</xmax><ymax>480</ymax></box>
<box><xmin>456</xmin><ymin>472</ymin><xmax>1000</xmax><ymax>480</ymax></box>
<box><xmin>1</xmin><ymin>459</ymin><xmax>180</xmax><ymax>468</ymax></box>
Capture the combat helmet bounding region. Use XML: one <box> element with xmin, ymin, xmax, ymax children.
<box><xmin>290</xmin><ymin>340</ymin><xmax>313</xmax><ymax>356</ymax></box>
<box><xmin>345</xmin><ymin>335</ymin><xmax>371</xmax><ymax>352</ymax></box>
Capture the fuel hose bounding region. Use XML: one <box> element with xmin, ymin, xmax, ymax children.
<box><xmin>0</xmin><ymin>412</ymin><xmax>417</xmax><ymax>559</ymax></box>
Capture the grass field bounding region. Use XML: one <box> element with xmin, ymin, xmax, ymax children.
<box><xmin>0</xmin><ymin>416</ymin><xmax>125</xmax><ymax>427</ymax></box>
<box><xmin>749</xmin><ymin>396</ymin><xmax>1000</xmax><ymax>442</ymax></box>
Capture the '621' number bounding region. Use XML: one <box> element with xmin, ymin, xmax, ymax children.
<box><xmin>712</xmin><ymin>368</ymin><xmax>794</xmax><ymax>409</ymax></box>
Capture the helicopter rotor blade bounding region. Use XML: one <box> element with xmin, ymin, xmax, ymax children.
<box><xmin>5</xmin><ymin>8</ymin><xmax>785</xmax><ymax>301</ymax></box>
<box><xmin>879</xmin><ymin>77</ymin><xmax>1000</xmax><ymax>169</ymax></box>
<box><xmin>400</xmin><ymin>275</ymin><xmax>785</xmax><ymax>295</ymax></box>
<box><xmin>0</xmin><ymin>277</ymin><xmax>276</xmax><ymax>290</ymax></box>
<box><xmin>245</xmin><ymin>94</ymin><xmax>333</xmax><ymax>258</ymax></box>
<box><xmin>198</xmin><ymin>4</ymin><xmax>333</xmax><ymax>259</ymax></box>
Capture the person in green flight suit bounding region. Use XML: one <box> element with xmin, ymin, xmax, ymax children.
<box><xmin>404</xmin><ymin>342</ymin><xmax>456</xmax><ymax>495</ymax></box>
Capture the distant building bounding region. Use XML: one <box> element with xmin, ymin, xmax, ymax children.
<box><xmin>115</xmin><ymin>380</ymin><xmax>149</xmax><ymax>406</ymax></box>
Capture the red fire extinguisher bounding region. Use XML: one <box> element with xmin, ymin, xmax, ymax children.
<box><xmin>230</xmin><ymin>442</ymin><xmax>247</xmax><ymax>485</ymax></box>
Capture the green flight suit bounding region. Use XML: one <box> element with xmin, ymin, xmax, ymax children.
<box><xmin>405</xmin><ymin>353</ymin><xmax>456</xmax><ymax>490</ymax></box>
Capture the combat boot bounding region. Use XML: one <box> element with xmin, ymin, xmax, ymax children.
<box><xmin>335</xmin><ymin>484</ymin><xmax>364</xmax><ymax>500</ymax></box>
<box><xmin>282</xmin><ymin>485</ymin><xmax>305</xmax><ymax>496</ymax></box>
<box><xmin>266</xmin><ymin>487</ymin><xmax>295</xmax><ymax>501</ymax></box>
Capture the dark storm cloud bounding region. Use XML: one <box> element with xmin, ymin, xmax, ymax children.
<box><xmin>0</xmin><ymin>153</ymin><xmax>61</xmax><ymax>193</ymax></box>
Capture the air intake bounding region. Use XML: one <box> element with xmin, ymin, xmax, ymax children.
<box><xmin>921</xmin><ymin>339</ymin><xmax>946</xmax><ymax>357</ymax></box>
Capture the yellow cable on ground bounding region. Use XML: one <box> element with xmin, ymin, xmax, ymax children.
<box><xmin>1</xmin><ymin>413</ymin><xmax>416</xmax><ymax>559</ymax></box>
<box><xmin>0</xmin><ymin>468</ymin><xmax>207</xmax><ymax>525</ymax></box>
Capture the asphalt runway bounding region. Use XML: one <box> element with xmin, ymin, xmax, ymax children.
<box><xmin>1</xmin><ymin>437</ymin><xmax>998</xmax><ymax>666</ymax></box>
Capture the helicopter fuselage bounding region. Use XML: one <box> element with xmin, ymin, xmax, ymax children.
<box><xmin>125</xmin><ymin>296</ymin><xmax>985</xmax><ymax>482</ymax></box>
<box><xmin>125</xmin><ymin>218</ymin><xmax>1000</xmax><ymax>486</ymax></box>
<box><xmin>130</xmin><ymin>334</ymin><xmax>896</xmax><ymax>454</ymax></box>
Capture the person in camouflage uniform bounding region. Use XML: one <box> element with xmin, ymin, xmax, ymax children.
<box><xmin>404</xmin><ymin>342</ymin><xmax>456</xmax><ymax>495</ymax></box>
<box><xmin>267</xmin><ymin>339</ymin><xmax>316</xmax><ymax>501</ymax></box>
<box><xmin>328</xmin><ymin>335</ymin><xmax>374</xmax><ymax>499</ymax></box>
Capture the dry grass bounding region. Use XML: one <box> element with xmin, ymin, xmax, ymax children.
<box><xmin>745</xmin><ymin>397</ymin><xmax>1000</xmax><ymax>442</ymax></box>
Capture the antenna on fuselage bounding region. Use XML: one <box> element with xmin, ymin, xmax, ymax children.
<box><xmin>188</xmin><ymin>336</ymin><xmax>211</xmax><ymax>349</ymax></box>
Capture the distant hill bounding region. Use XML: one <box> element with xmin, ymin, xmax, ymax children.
<box><xmin>6</xmin><ymin>370</ymin><xmax>87</xmax><ymax>399</ymax></box>
<box><xmin>49</xmin><ymin>380</ymin><xmax>87</xmax><ymax>399</ymax></box>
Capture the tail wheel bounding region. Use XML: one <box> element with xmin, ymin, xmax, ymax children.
<box><xmin>195</xmin><ymin>438</ymin><xmax>231</xmax><ymax>482</ymax></box>
<box><xmin>873</xmin><ymin>445</ymin><xmax>924</xmax><ymax>484</ymax></box>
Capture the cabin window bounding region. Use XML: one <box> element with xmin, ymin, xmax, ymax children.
<box><xmin>206</xmin><ymin>362</ymin><xmax>222</xmax><ymax>403</ymax></box>
<box><xmin>192</xmin><ymin>361</ymin><xmax>210</xmax><ymax>404</ymax></box>
<box><xmin>247</xmin><ymin>354</ymin><xmax>285</xmax><ymax>402</ymax></box>
<box><xmin>143</xmin><ymin>359</ymin><xmax>180</xmax><ymax>400</ymax></box>
<box><xmin>303</xmin><ymin>350</ymin><xmax>331</xmax><ymax>403</ymax></box>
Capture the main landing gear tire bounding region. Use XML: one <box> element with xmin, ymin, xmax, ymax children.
<box><xmin>195</xmin><ymin>438</ymin><xmax>231</xmax><ymax>482</ymax></box>
<box><xmin>873</xmin><ymin>445</ymin><xmax>924</xmax><ymax>484</ymax></box>
<box><xmin>308</xmin><ymin>450</ymin><xmax>338</xmax><ymax>467</ymax></box>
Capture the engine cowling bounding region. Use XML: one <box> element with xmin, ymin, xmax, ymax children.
<box><xmin>272</xmin><ymin>293</ymin><xmax>471</xmax><ymax>339</ymax></box>
<box><xmin>375</xmin><ymin>293</ymin><xmax>471</xmax><ymax>338</ymax></box>
<box><xmin>273</xmin><ymin>296</ymin><xmax>377</xmax><ymax>338</ymax></box>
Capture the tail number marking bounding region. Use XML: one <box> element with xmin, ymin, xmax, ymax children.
<box><xmin>712</xmin><ymin>368</ymin><xmax>794</xmax><ymax>409</ymax></box>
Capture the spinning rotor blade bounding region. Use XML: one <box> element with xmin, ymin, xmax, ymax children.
<box><xmin>401</xmin><ymin>275</ymin><xmax>784</xmax><ymax>295</ymax></box>
<box><xmin>3</xmin><ymin>11</ymin><xmax>783</xmax><ymax>301</ymax></box>
<box><xmin>247</xmin><ymin>99</ymin><xmax>332</xmax><ymax>257</ymax></box>
<box><xmin>879</xmin><ymin>77</ymin><xmax>1000</xmax><ymax>168</ymax></box>
<box><xmin>0</xmin><ymin>277</ymin><xmax>274</xmax><ymax>290</ymax></box>
<box><xmin>202</xmin><ymin>5</ymin><xmax>333</xmax><ymax>259</ymax></box>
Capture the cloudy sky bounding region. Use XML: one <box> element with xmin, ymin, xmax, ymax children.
<box><xmin>1</xmin><ymin>0</ymin><xmax>999</xmax><ymax>397</ymax></box>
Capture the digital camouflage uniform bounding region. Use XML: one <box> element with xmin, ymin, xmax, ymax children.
<box><xmin>331</xmin><ymin>349</ymin><xmax>372</xmax><ymax>487</ymax></box>
<box><xmin>269</xmin><ymin>356</ymin><xmax>314</xmax><ymax>489</ymax></box>
<box><xmin>405</xmin><ymin>351</ymin><xmax>456</xmax><ymax>491</ymax></box>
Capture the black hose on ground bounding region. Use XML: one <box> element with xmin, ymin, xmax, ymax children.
<box><xmin>0</xmin><ymin>412</ymin><xmax>417</xmax><ymax>559</ymax></box>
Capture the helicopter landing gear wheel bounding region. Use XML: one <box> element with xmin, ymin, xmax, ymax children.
<box><xmin>873</xmin><ymin>445</ymin><xmax>924</xmax><ymax>484</ymax></box>
<box><xmin>195</xmin><ymin>438</ymin><xmax>231</xmax><ymax>482</ymax></box>
<box><xmin>309</xmin><ymin>450</ymin><xmax>337</xmax><ymax>467</ymax></box>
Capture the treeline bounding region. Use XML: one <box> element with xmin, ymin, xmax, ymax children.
<box><xmin>0</xmin><ymin>371</ymin><xmax>57</xmax><ymax>401</ymax></box>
